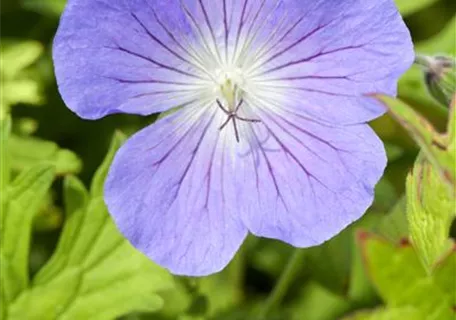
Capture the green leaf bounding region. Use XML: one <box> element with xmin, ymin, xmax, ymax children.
<box><xmin>394</xmin><ymin>0</ymin><xmax>438</xmax><ymax>16</ymax></box>
<box><xmin>157</xmin><ymin>106</ymin><xmax>183</xmax><ymax>121</ymax></box>
<box><xmin>0</xmin><ymin>40</ymin><xmax>43</xmax><ymax>79</ymax></box>
<box><xmin>91</xmin><ymin>131</ymin><xmax>126</xmax><ymax>197</ymax></box>
<box><xmin>342</xmin><ymin>307</ymin><xmax>423</xmax><ymax>320</ymax></box>
<box><xmin>348</xmin><ymin>204</ymin><xmax>410</xmax><ymax>305</ymax></box>
<box><xmin>33</xmin><ymin>191</ymin><xmax>63</xmax><ymax>232</ymax></box>
<box><xmin>359</xmin><ymin>233</ymin><xmax>453</xmax><ymax>319</ymax></box>
<box><xmin>348</xmin><ymin>230</ymin><xmax>381</xmax><ymax>306</ymax></box>
<box><xmin>375</xmin><ymin>95</ymin><xmax>455</xmax><ymax>191</ymax></box>
<box><xmin>0</xmin><ymin>40</ymin><xmax>44</xmax><ymax>115</ymax></box>
<box><xmin>21</xmin><ymin>0</ymin><xmax>67</xmax><ymax>16</ymax></box>
<box><xmin>0</xmin><ymin>165</ymin><xmax>55</xmax><ymax>317</ymax></box>
<box><xmin>433</xmin><ymin>245</ymin><xmax>456</xmax><ymax>305</ymax></box>
<box><xmin>407</xmin><ymin>158</ymin><xmax>455</xmax><ymax>268</ymax></box>
<box><xmin>290</xmin><ymin>282</ymin><xmax>351</xmax><ymax>320</ymax></box>
<box><xmin>6</xmin><ymin>133</ymin><xmax>174</xmax><ymax>320</ymax></box>
<box><xmin>447</xmin><ymin>95</ymin><xmax>456</xmax><ymax>154</ymax></box>
<box><xmin>9</xmin><ymin>135</ymin><xmax>82</xmax><ymax>175</ymax></box>
<box><xmin>158</xmin><ymin>280</ymin><xmax>192</xmax><ymax>318</ymax></box>
<box><xmin>2</xmin><ymin>79</ymin><xmax>44</xmax><ymax>107</ymax></box>
<box><xmin>0</xmin><ymin>116</ymin><xmax>11</xmax><ymax>191</ymax></box>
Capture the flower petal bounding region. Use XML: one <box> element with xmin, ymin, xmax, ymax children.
<box><xmin>104</xmin><ymin>105</ymin><xmax>247</xmax><ymax>276</ymax></box>
<box><xmin>54</xmin><ymin>0</ymin><xmax>213</xmax><ymax>119</ymax></box>
<box><xmin>234</xmin><ymin>105</ymin><xmax>386</xmax><ymax>246</ymax></box>
<box><xmin>242</xmin><ymin>0</ymin><xmax>414</xmax><ymax>124</ymax></box>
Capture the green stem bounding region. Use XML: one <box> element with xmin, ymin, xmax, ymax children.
<box><xmin>414</xmin><ymin>54</ymin><xmax>431</xmax><ymax>69</ymax></box>
<box><xmin>257</xmin><ymin>249</ymin><xmax>306</xmax><ymax>319</ymax></box>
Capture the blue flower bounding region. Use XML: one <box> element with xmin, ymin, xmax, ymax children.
<box><xmin>54</xmin><ymin>0</ymin><xmax>414</xmax><ymax>276</ymax></box>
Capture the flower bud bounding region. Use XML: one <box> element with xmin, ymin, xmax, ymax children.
<box><xmin>415</xmin><ymin>54</ymin><xmax>455</xmax><ymax>107</ymax></box>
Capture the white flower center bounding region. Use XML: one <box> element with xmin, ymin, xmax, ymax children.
<box><xmin>213</xmin><ymin>66</ymin><xmax>247</xmax><ymax>111</ymax></box>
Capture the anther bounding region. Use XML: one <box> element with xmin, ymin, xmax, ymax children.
<box><xmin>216</xmin><ymin>99</ymin><xmax>261</xmax><ymax>143</ymax></box>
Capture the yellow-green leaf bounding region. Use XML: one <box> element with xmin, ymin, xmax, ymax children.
<box><xmin>407</xmin><ymin>158</ymin><xmax>455</xmax><ymax>268</ymax></box>
<box><xmin>395</xmin><ymin>0</ymin><xmax>438</xmax><ymax>16</ymax></box>
<box><xmin>375</xmin><ymin>95</ymin><xmax>454</xmax><ymax>191</ymax></box>
<box><xmin>7</xmin><ymin>134</ymin><xmax>174</xmax><ymax>320</ymax></box>
<box><xmin>0</xmin><ymin>116</ymin><xmax>11</xmax><ymax>191</ymax></box>
<box><xmin>9</xmin><ymin>135</ymin><xmax>82</xmax><ymax>175</ymax></box>
<box><xmin>359</xmin><ymin>233</ymin><xmax>453</xmax><ymax>319</ymax></box>
<box><xmin>90</xmin><ymin>131</ymin><xmax>125</xmax><ymax>197</ymax></box>
<box><xmin>0</xmin><ymin>40</ymin><xmax>43</xmax><ymax>79</ymax></box>
<box><xmin>342</xmin><ymin>307</ymin><xmax>423</xmax><ymax>320</ymax></box>
<box><xmin>0</xmin><ymin>165</ymin><xmax>55</xmax><ymax>317</ymax></box>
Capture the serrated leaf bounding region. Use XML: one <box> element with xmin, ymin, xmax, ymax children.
<box><xmin>359</xmin><ymin>233</ymin><xmax>454</xmax><ymax>319</ymax></box>
<box><xmin>7</xmin><ymin>134</ymin><xmax>174</xmax><ymax>320</ymax></box>
<box><xmin>342</xmin><ymin>307</ymin><xmax>423</xmax><ymax>320</ymax></box>
<box><xmin>9</xmin><ymin>135</ymin><xmax>82</xmax><ymax>175</ymax></box>
<box><xmin>90</xmin><ymin>131</ymin><xmax>125</xmax><ymax>197</ymax></box>
<box><xmin>375</xmin><ymin>95</ymin><xmax>455</xmax><ymax>190</ymax></box>
<box><xmin>407</xmin><ymin>158</ymin><xmax>455</xmax><ymax>268</ymax></box>
<box><xmin>394</xmin><ymin>0</ymin><xmax>438</xmax><ymax>16</ymax></box>
<box><xmin>0</xmin><ymin>165</ymin><xmax>55</xmax><ymax>317</ymax></box>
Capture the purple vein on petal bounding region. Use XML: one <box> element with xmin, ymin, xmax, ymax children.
<box><xmin>197</xmin><ymin>0</ymin><xmax>223</xmax><ymax>63</ymax></box>
<box><xmin>233</xmin><ymin>0</ymin><xmax>267</xmax><ymax>64</ymax></box>
<box><xmin>130</xmin><ymin>12</ymin><xmax>212</xmax><ymax>80</ymax></box>
<box><xmin>242</xmin><ymin>11</ymin><xmax>289</xmax><ymax>68</ymax></box>
<box><xmin>236</xmin><ymin>0</ymin><xmax>282</xmax><ymax>67</ymax></box>
<box><xmin>149</xmin><ymin>7</ymin><xmax>214</xmax><ymax>73</ymax></box>
<box><xmin>256</xmin><ymin>44</ymin><xmax>366</xmax><ymax>76</ymax></box>
<box><xmin>223</xmin><ymin>0</ymin><xmax>229</xmax><ymax>62</ymax></box>
<box><xmin>250</xmin><ymin>128</ymin><xmax>291</xmax><ymax>213</ymax></box>
<box><xmin>104</xmin><ymin>44</ymin><xmax>203</xmax><ymax>79</ymax></box>
<box><xmin>103</xmin><ymin>76</ymin><xmax>203</xmax><ymax>86</ymax></box>
<box><xmin>179</xmin><ymin>0</ymin><xmax>222</xmax><ymax>66</ymax></box>
<box><xmin>232</xmin><ymin>0</ymin><xmax>249</xmax><ymax>65</ymax></box>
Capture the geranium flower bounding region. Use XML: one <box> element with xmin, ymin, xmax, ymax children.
<box><xmin>54</xmin><ymin>0</ymin><xmax>413</xmax><ymax>275</ymax></box>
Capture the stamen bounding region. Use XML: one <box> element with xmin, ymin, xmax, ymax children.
<box><xmin>216</xmin><ymin>99</ymin><xmax>261</xmax><ymax>143</ymax></box>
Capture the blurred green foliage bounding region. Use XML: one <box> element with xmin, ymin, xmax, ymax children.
<box><xmin>0</xmin><ymin>0</ymin><xmax>455</xmax><ymax>320</ymax></box>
